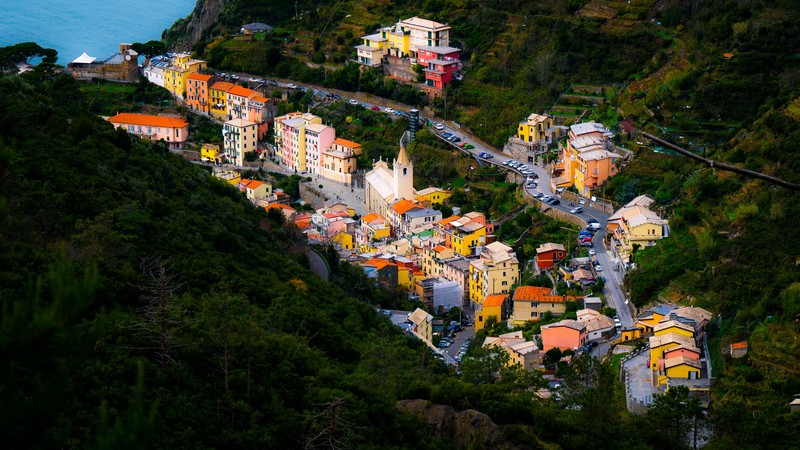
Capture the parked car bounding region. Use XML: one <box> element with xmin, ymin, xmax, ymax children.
<box><xmin>594</xmin><ymin>264</ymin><xmax>603</xmax><ymax>272</ymax></box>
<box><xmin>504</xmin><ymin>159</ymin><xmax>513</xmax><ymax>165</ymax></box>
<box><xmin>549</xmin><ymin>198</ymin><xmax>560</xmax><ymax>205</ymax></box>
<box><xmin>371</xmin><ymin>105</ymin><xmax>380</xmax><ymax>111</ymax></box>
<box><xmin>384</xmin><ymin>107</ymin><xmax>394</xmax><ymax>113</ymax></box>
<box><xmin>266</xmin><ymin>80</ymin><xmax>278</xmax><ymax>86</ymax></box>
<box><xmin>442</xmin><ymin>132</ymin><xmax>452</xmax><ymax>138</ymax></box>
<box><xmin>434</xmin><ymin>123</ymin><xmax>445</xmax><ymax>130</ymax></box>
<box><xmin>588</xmin><ymin>249</ymin><xmax>596</xmax><ymax>256</ymax></box>
<box><xmin>464</xmin><ymin>144</ymin><xmax>474</xmax><ymax>149</ymax></box>
<box><xmin>587</xmin><ymin>219</ymin><xmax>599</xmax><ymax>225</ymax></box>
<box><xmin>451</xmin><ymin>136</ymin><xmax>462</xmax><ymax>143</ymax></box>
<box><xmin>533</xmin><ymin>192</ymin><xmax>543</xmax><ymax>198</ymax></box>
<box><xmin>287</xmin><ymin>83</ymin><xmax>298</xmax><ymax>89</ymax></box>
<box><xmin>348</xmin><ymin>99</ymin><xmax>359</xmax><ymax>105</ymax></box>
<box><xmin>570</xmin><ymin>207</ymin><xmax>584</xmax><ymax>214</ymax></box>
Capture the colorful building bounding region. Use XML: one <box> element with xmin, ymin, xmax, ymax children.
<box><xmin>541</xmin><ymin>319</ymin><xmax>587</xmax><ymax>352</ymax></box>
<box><xmin>535</xmin><ymin>243</ymin><xmax>567</xmax><ymax>270</ymax></box>
<box><xmin>106</xmin><ymin>113</ymin><xmax>189</xmax><ymax>149</ymax></box>
<box><xmin>321</xmin><ymin>138</ymin><xmax>363</xmax><ymax>184</ymax></box>
<box><xmin>436</xmin><ymin>212</ymin><xmax>488</xmax><ymax>257</ymax></box>
<box><xmin>421</xmin><ymin>244</ymin><xmax>455</xmax><ymax>278</ymax></box>
<box><xmin>223</xmin><ymin>118</ymin><xmax>258</xmax><ymax>166</ymax></box>
<box><xmin>186</xmin><ymin>73</ymin><xmax>214</xmax><ymax>114</ymax></box>
<box><xmin>364</xmin><ymin>143</ymin><xmax>415</xmax><ymax>219</ymax></box>
<box><xmin>304</xmin><ymin>123</ymin><xmax>336</xmax><ymax>176</ymax></box>
<box><xmin>475</xmin><ymin>293</ymin><xmax>508</xmax><ymax>331</ymax></box>
<box><xmin>209</xmin><ymin>81</ymin><xmax>236</xmax><ymax>120</ymax></box>
<box><xmin>416</xmin><ymin>186</ymin><xmax>452</xmax><ymax>206</ymax></box>
<box><xmin>607</xmin><ymin>195</ymin><xmax>669</xmax><ymax>263</ymax></box>
<box><xmin>469</xmin><ymin>242</ymin><xmax>519</xmax><ymax>309</ymax></box>
<box><xmin>557</xmin><ymin>121</ymin><xmax>621</xmax><ymax>195</ymax></box>
<box><xmin>274</xmin><ymin>112</ymin><xmax>323</xmax><ymax>172</ymax></box>
<box><xmin>226</xmin><ymin>85</ymin><xmax>275</xmax><ymax>138</ymax></box>
<box><xmin>163</xmin><ymin>53</ymin><xmax>206</xmax><ymax>98</ymax></box>
<box><xmin>511</xmin><ymin>286</ymin><xmax>576</xmax><ymax>326</ymax></box>
<box><xmin>239</xmin><ymin>179</ymin><xmax>272</xmax><ymax>202</ymax></box>
<box><xmin>517</xmin><ymin>113</ymin><xmax>554</xmax><ymax>146</ymax></box>
<box><xmin>408</xmin><ymin>308</ymin><xmax>433</xmax><ymax>343</ymax></box>
<box><xmin>483</xmin><ymin>331</ymin><xmax>541</xmax><ymax>372</ymax></box>
<box><xmin>331</xmin><ymin>231</ymin><xmax>355</xmax><ymax>251</ymax></box>
<box><xmin>200</xmin><ymin>143</ymin><xmax>223</xmax><ymax>163</ymax></box>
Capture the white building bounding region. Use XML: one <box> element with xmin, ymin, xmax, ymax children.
<box><xmin>223</xmin><ymin>118</ymin><xmax>258</xmax><ymax>166</ymax></box>
<box><xmin>364</xmin><ymin>134</ymin><xmax>415</xmax><ymax>219</ymax></box>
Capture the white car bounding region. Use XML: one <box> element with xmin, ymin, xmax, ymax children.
<box><xmin>287</xmin><ymin>83</ymin><xmax>298</xmax><ymax>89</ymax></box>
<box><xmin>588</xmin><ymin>249</ymin><xmax>596</xmax><ymax>256</ymax></box>
<box><xmin>384</xmin><ymin>107</ymin><xmax>394</xmax><ymax>113</ymax></box>
<box><xmin>595</xmin><ymin>265</ymin><xmax>603</xmax><ymax>272</ymax></box>
<box><xmin>435</xmin><ymin>123</ymin><xmax>445</xmax><ymax>131</ymax></box>
<box><xmin>348</xmin><ymin>99</ymin><xmax>359</xmax><ymax>105</ymax></box>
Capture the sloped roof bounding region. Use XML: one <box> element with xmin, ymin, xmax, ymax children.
<box><xmin>107</xmin><ymin>113</ymin><xmax>188</xmax><ymax>128</ymax></box>
<box><xmin>334</xmin><ymin>137</ymin><xmax>361</xmax><ymax>148</ymax></box>
<box><xmin>536</xmin><ymin>242</ymin><xmax>565</xmax><ymax>254</ymax></box>
<box><xmin>408</xmin><ymin>308</ymin><xmax>432</xmax><ymax>326</ymax></box>
<box><xmin>438</xmin><ymin>215</ymin><xmax>461</xmax><ymax>227</ymax></box>
<box><xmin>542</xmin><ymin>319</ymin><xmax>585</xmax><ymax>332</ymax></box>
<box><xmin>416</xmin><ymin>186</ymin><xmax>450</xmax><ymax>197</ymax></box>
<box><xmin>187</xmin><ymin>73</ymin><xmax>213</xmax><ymax>81</ymax></box>
<box><xmin>400</xmin><ymin>16</ymin><xmax>450</xmax><ymax>30</ymax></box>
<box><xmin>649</xmin><ymin>333</ymin><xmax>697</xmax><ymax>351</ymax></box>
<box><xmin>665</xmin><ymin>356</ymin><xmax>702</xmax><ymax>370</ymax></box>
<box><xmin>224</xmin><ymin>118</ymin><xmax>256</xmax><ymax>128</ymax></box>
<box><xmin>365</xmin><ymin>165</ymin><xmax>395</xmax><ymax>201</ymax></box>
<box><xmin>264</xmin><ymin>203</ymin><xmax>296</xmax><ymax>212</ymax></box>
<box><xmin>391</xmin><ymin>199</ymin><xmax>422</xmax><ymax>214</ymax></box>
<box><xmin>654</xmin><ymin>320</ymin><xmax>695</xmax><ymax>335</ymax></box>
<box><xmin>666</xmin><ymin>306</ymin><xmax>713</xmax><ymax>324</ymax></box>
<box><xmin>210</xmin><ymin>81</ymin><xmax>237</xmax><ymax>92</ymax></box>
<box><xmin>228</xmin><ymin>85</ymin><xmax>256</xmax><ymax>97</ymax></box>
<box><xmin>483</xmin><ymin>294</ymin><xmax>508</xmax><ymax>307</ymax></box>
<box><xmin>72</xmin><ymin>52</ymin><xmax>96</xmax><ymax>64</ymax></box>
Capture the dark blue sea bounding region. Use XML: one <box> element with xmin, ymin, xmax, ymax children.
<box><xmin>0</xmin><ymin>0</ymin><xmax>196</xmax><ymax>64</ymax></box>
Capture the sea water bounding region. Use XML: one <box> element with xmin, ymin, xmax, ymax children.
<box><xmin>0</xmin><ymin>0</ymin><xmax>196</xmax><ymax>63</ymax></box>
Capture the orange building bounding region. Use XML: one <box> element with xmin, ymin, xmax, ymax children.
<box><xmin>541</xmin><ymin>319</ymin><xmax>587</xmax><ymax>352</ymax></box>
<box><xmin>107</xmin><ymin>113</ymin><xmax>189</xmax><ymax>149</ymax></box>
<box><xmin>186</xmin><ymin>73</ymin><xmax>214</xmax><ymax>114</ymax></box>
<box><xmin>535</xmin><ymin>243</ymin><xmax>566</xmax><ymax>270</ymax></box>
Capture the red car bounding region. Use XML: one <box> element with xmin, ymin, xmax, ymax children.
<box><xmin>371</xmin><ymin>105</ymin><xmax>380</xmax><ymax>111</ymax></box>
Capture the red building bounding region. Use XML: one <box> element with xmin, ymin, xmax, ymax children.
<box><xmin>418</xmin><ymin>45</ymin><xmax>461</xmax><ymax>90</ymax></box>
<box><xmin>535</xmin><ymin>243</ymin><xmax>567</xmax><ymax>270</ymax></box>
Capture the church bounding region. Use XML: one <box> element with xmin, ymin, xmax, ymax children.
<box><xmin>364</xmin><ymin>133</ymin><xmax>415</xmax><ymax>219</ymax></box>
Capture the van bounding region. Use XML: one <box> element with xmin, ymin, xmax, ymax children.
<box><xmin>588</xmin><ymin>223</ymin><xmax>601</xmax><ymax>231</ymax></box>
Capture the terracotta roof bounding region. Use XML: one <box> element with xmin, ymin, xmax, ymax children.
<box><xmin>363</xmin><ymin>258</ymin><xmax>395</xmax><ymax>270</ymax></box>
<box><xmin>245</xmin><ymin>180</ymin><xmax>267</xmax><ymax>189</ymax></box>
<box><xmin>731</xmin><ymin>341</ymin><xmax>748</xmax><ymax>350</ymax></box>
<box><xmin>251</xmin><ymin>96</ymin><xmax>269</xmax><ymax>103</ymax></box>
<box><xmin>433</xmin><ymin>245</ymin><xmax>448</xmax><ymax>253</ymax></box>
<box><xmin>107</xmin><ymin>113</ymin><xmax>188</xmax><ymax>128</ymax></box>
<box><xmin>210</xmin><ymin>81</ymin><xmax>236</xmax><ymax>91</ymax></box>
<box><xmin>390</xmin><ymin>199</ymin><xmax>422</xmax><ymax>214</ymax></box>
<box><xmin>334</xmin><ymin>137</ymin><xmax>361</xmax><ymax>148</ymax></box>
<box><xmin>513</xmin><ymin>286</ymin><xmax>575</xmax><ymax>303</ymax></box>
<box><xmin>438</xmin><ymin>215</ymin><xmax>461</xmax><ymax>226</ymax></box>
<box><xmin>362</xmin><ymin>213</ymin><xmax>382</xmax><ymax>223</ymax></box>
<box><xmin>483</xmin><ymin>294</ymin><xmax>508</xmax><ymax>307</ymax></box>
<box><xmin>227</xmin><ymin>85</ymin><xmax>256</xmax><ymax>97</ymax></box>
<box><xmin>187</xmin><ymin>73</ymin><xmax>213</xmax><ymax>81</ymax></box>
<box><xmin>264</xmin><ymin>202</ymin><xmax>296</xmax><ymax>211</ymax></box>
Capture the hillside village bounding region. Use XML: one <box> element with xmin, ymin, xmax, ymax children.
<box><xmin>88</xmin><ymin>22</ymin><xmax>713</xmax><ymax>406</ymax></box>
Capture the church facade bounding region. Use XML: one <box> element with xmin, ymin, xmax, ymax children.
<box><xmin>364</xmin><ymin>140</ymin><xmax>414</xmax><ymax>219</ymax></box>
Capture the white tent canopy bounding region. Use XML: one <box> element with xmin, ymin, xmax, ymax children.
<box><xmin>72</xmin><ymin>52</ymin><xmax>96</xmax><ymax>64</ymax></box>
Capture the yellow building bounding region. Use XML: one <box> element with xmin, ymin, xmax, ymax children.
<box><xmin>163</xmin><ymin>53</ymin><xmax>207</xmax><ymax>98</ymax></box>
<box><xmin>212</xmin><ymin>168</ymin><xmax>241</xmax><ymax>186</ymax></box>
<box><xmin>483</xmin><ymin>331</ymin><xmax>541</xmax><ymax>371</ymax></box>
<box><xmin>636</xmin><ymin>304</ymin><xmax>674</xmax><ymax>334</ymax></box>
<box><xmin>416</xmin><ymin>187</ymin><xmax>452</xmax><ymax>206</ymax></box>
<box><xmin>209</xmin><ymin>81</ymin><xmax>236</xmax><ymax>120</ymax></box>
<box><xmin>398</xmin><ymin>266</ymin><xmax>415</xmax><ymax>290</ymax></box>
<box><xmin>331</xmin><ymin>231</ymin><xmax>355</xmax><ymax>251</ymax></box>
<box><xmin>476</xmin><ymin>294</ymin><xmax>508</xmax><ymax>331</ymax></box>
<box><xmin>408</xmin><ymin>308</ymin><xmax>433</xmax><ymax>343</ymax></box>
<box><xmin>517</xmin><ymin>113</ymin><xmax>553</xmax><ymax>144</ymax></box>
<box><xmin>436</xmin><ymin>212</ymin><xmax>488</xmax><ymax>257</ymax></box>
<box><xmin>648</xmin><ymin>333</ymin><xmax>698</xmax><ymax>371</ymax></box>
<box><xmin>223</xmin><ymin>118</ymin><xmax>258</xmax><ymax>166</ymax></box>
<box><xmin>653</xmin><ymin>320</ymin><xmax>695</xmax><ymax>339</ymax></box>
<box><xmin>511</xmin><ymin>286</ymin><xmax>574</xmax><ymax>325</ymax></box>
<box><xmin>421</xmin><ymin>244</ymin><xmax>454</xmax><ymax>278</ymax></box>
<box><xmin>607</xmin><ymin>195</ymin><xmax>669</xmax><ymax>263</ymax></box>
<box><xmin>469</xmin><ymin>242</ymin><xmax>519</xmax><ymax>309</ymax></box>
<box><xmin>664</xmin><ymin>357</ymin><xmax>702</xmax><ymax>380</ymax></box>
<box><xmin>201</xmin><ymin>143</ymin><xmax>223</xmax><ymax>163</ymax></box>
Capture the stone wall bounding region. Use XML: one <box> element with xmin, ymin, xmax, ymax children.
<box><xmin>300</xmin><ymin>182</ymin><xmax>328</xmax><ymax>210</ymax></box>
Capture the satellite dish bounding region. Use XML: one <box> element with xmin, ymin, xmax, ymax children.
<box><xmin>125</xmin><ymin>55</ymin><xmax>131</xmax><ymax>61</ymax></box>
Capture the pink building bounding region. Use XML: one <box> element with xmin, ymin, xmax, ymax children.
<box><xmin>226</xmin><ymin>85</ymin><xmax>276</xmax><ymax>139</ymax></box>
<box><xmin>107</xmin><ymin>113</ymin><xmax>189</xmax><ymax>149</ymax></box>
<box><xmin>541</xmin><ymin>319</ymin><xmax>587</xmax><ymax>352</ymax></box>
<box><xmin>304</xmin><ymin>123</ymin><xmax>335</xmax><ymax>177</ymax></box>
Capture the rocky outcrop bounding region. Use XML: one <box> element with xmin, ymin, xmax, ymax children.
<box><xmin>396</xmin><ymin>399</ymin><xmax>524</xmax><ymax>450</ymax></box>
<box><xmin>163</xmin><ymin>0</ymin><xmax>225</xmax><ymax>51</ymax></box>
